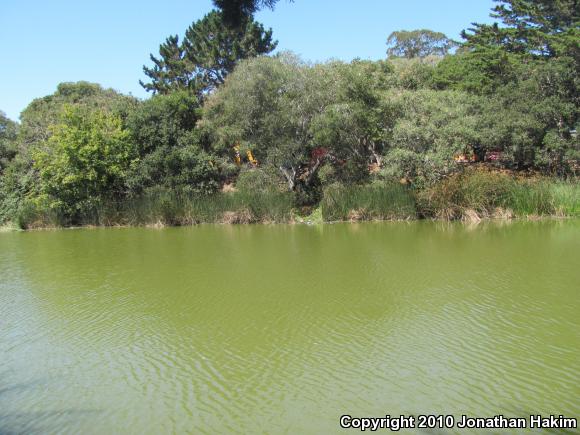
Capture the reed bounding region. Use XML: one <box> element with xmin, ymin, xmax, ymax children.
<box><xmin>12</xmin><ymin>174</ymin><xmax>579</xmax><ymax>228</ymax></box>
<box><xmin>15</xmin><ymin>190</ymin><xmax>296</xmax><ymax>228</ymax></box>
<box><xmin>321</xmin><ymin>182</ymin><xmax>417</xmax><ymax>222</ymax></box>
<box><xmin>550</xmin><ymin>181</ymin><xmax>580</xmax><ymax>217</ymax></box>
<box><xmin>418</xmin><ymin>169</ymin><xmax>579</xmax><ymax>220</ymax></box>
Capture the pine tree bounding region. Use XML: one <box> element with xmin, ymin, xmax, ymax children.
<box><xmin>212</xmin><ymin>0</ymin><xmax>281</xmax><ymax>26</ymax></box>
<box><xmin>140</xmin><ymin>35</ymin><xmax>202</xmax><ymax>95</ymax></box>
<box><xmin>140</xmin><ymin>11</ymin><xmax>277</xmax><ymax>97</ymax></box>
<box><xmin>462</xmin><ymin>0</ymin><xmax>579</xmax><ymax>59</ymax></box>
<box><xmin>183</xmin><ymin>11</ymin><xmax>276</xmax><ymax>91</ymax></box>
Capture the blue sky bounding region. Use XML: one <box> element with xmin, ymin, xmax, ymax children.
<box><xmin>0</xmin><ymin>0</ymin><xmax>495</xmax><ymax>121</ymax></box>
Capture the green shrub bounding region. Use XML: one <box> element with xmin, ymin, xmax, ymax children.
<box><xmin>235</xmin><ymin>168</ymin><xmax>282</xmax><ymax>194</ymax></box>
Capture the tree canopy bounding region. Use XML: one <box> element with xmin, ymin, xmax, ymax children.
<box><xmin>125</xmin><ymin>92</ymin><xmax>223</xmax><ymax>195</ymax></box>
<box><xmin>141</xmin><ymin>11</ymin><xmax>277</xmax><ymax>97</ymax></box>
<box><xmin>212</xmin><ymin>0</ymin><xmax>284</xmax><ymax>26</ymax></box>
<box><xmin>462</xmin><ymin>0</ymin><xmax>580</xmax><ymax>60</ymax></box>
<box><xmin>32</xmin><ymin>105</ymin><xmax>136</xmax><ymax>218</ymax></box>
<box><xmin>0</xmin><ymin>112</ymin><xmax>18</xmax><ymax>173</ymax></box>
<box><xmin>386</xmin><ymin>29</ymin><xmax>457</xmax><ymax>58</ymax></box>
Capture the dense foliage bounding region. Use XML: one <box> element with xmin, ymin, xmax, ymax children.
<box><xmin>0</xmin><ymin>112</ymin><xmax>18</xmax><ymax>173</ymax></box>
<box><xmin>1</xmin><ymin>0</ymin><xmax>578</xmax><ymax>226</ymax></box>
<box><xmin>212</xmin><ymin>0</ymin><xmax>284</xmax><ymax>26</ymax></box>
<box><xmin>32</xmin><ymin>106</ymin><xmax>136</xmax><ymax>219</ymax></box>
<box><xmin>386</xmin><ymin>30</ymin><xmax>457</xmax><ymax>59</ymax></box>
<box><xmin>140</xmin><ymin>11</ymin><xmax>276</xmax><ymax>97</ymax></box>
<box><xmin>125</xmin><ymin>92</ymin><xmax>224</xmax><ymax>195</ymax></box>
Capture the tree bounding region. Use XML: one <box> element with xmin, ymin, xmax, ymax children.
<box><xmin>32</xmin><ymin>106</ymin><xmax>136</xmax><ymax>218</ymax></box>
<box><xmin>475</xmin><ymin>57</ymin><xmax>579</xmax><ymax>172</ymax></box>
<box><xmin>141</xmin><ymin>11</ymin><xmax>277</xmax><ymax>97</ymax></box>
<box><xmin>212</xmin><ymin>0</ymin><xmax>286</xmax><ymax>26</ymax></box>
<box><xmin>19</xmin><ymin>82</ymin><xmax>136</xmax><ymax>154</ymax></box>
<box><xmin>204</xmin><ymin>55</ymin><xmax>397</xmax><ymax>193</ymax></box>
<box><xmin>432</xmin><ymin>46</ymin><xmax>519</xmax><ymax>94</ymax></box>
<box><xmin>386</xmin><ymin>56</ymin><xmax>438</xmax><ymax>90</ymax></box>
<box><xmin>386</xmin><ymin>30</ymin><xmax>457</xmax><ymax>59</ymax></box>
<box><xmin>1</xmin><ymin>84</ymin><xmax>136</xmax><ymax>223</ymax></box>
<box><xmin>125</xmin><ymin>92</ymin><xmax>223</xmax><ymax>195</ymax></box>
<box><xmin>381</xmin><ymin>89</ymin><xmax>481</xmax><ymax>187</ymax></box>
<box><xmin>0</xmin><ymin>111</ymin><xmax>18</xmax><ymax>173</ymax></box>
<box><xmin>203</xmin><ymin>54</ymin><xmax>351</xmax><ymax>195</ymax></box>
<box><xmin>140</xmin><ymin>36</ymin><xmax>201</xmax><ymax>96</ymax></box>
<box><xmin>202</xmin><ymin>54</ymin><xmax>305</xmax><ymax>191</ymax></box>
<box><xmin>462</xmin><ymin>0</ymin><xmax>580</xmax><ymax>60</ymax></box>
<box><xmin>311</xmin><ymin>60</ymin><xmax>393</xmax><ymax>178</ymax></box>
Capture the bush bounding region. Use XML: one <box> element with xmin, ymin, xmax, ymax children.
<box><xmin>235</xmin><ymin>168</ymin><xmax>282</xmax><ymax>194</ymax></box>
<box><xmin>32</xmin><ymin>105</ymin><xmax>136</xmax><ymax>221</ymax></box>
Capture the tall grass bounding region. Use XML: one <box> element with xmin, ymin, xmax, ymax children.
<box><xmin>550</xmin><ymin>181</ymin><xmax>580</xmax><ymax>217</ymax></box>
<box><xmin>417</xmin><ymin>170</ymin><xmax>513</xmax><ymax>220</ymax></box>
<box><xmin>507</xmin><ymin>180</ymin><xmax>554</xmax><ymax>216</ymax></box>
<box><xmin>418</xmin><ymin>168</ymin><xmax>580</xmax><ymax>220</ymax></box>
<box><xmin>321</xmin><ymin>182</ymin><xmax>417</xmax><ymax>221</ymax></box>
<box><xmin>12</xmin><ymin>172</ymin><xmax>579</xmax><ymax>228</ymax></box>
<box><xmin>15</xmin><ymin>190</ymin><xmax>296</xmax><ymax>229</ymax></box>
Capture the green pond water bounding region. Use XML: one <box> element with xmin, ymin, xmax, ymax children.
<box><xmin>0</xmin><ymin>221</ymin><xmax>579</xmax><ymax>434</ymax></box>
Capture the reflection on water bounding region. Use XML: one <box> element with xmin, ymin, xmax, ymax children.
<box><xmin>1</xmin><ymin>221</ymin><xmax>579</xmax><ymax>434</ymax></box>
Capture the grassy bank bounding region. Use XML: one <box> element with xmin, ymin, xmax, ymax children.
<box><xmin>321</xmin><ymin>182</ymin><xmax>417</xmax><ymax>221</ymax></box>
<box><xmin>417</xmin><ymin>170</ymin><xmax>580</xmax><ymax>221</ymax></box>
<box><xmin>8</xmin><ymin>171</ymin><xmax>580</xmax><ymax>229</ymax></box>
<box><xmin>15</xmin><ymin>191</ymin><xmax>295</xmax><ymax>229</ymax></box>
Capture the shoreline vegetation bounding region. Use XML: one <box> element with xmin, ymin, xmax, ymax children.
<box><xmin>6</xmin><ymin>168</ymin><xmax>578</xmax><ymax>230</ymax></box>
<box><xmin>1</xmin><ymin>1</ymin><xmax>579</xmax><ymax>231</ymax></box>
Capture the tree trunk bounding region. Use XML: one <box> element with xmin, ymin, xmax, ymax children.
<box><xmin>279</xmin><ymin>166</ymin><xmax>296</xmax><ymax>191</ymax></box>
<box><xmin>304</xmin><ymin>158</ymin><xmax>322</xmax><ymax>186</ymax></box>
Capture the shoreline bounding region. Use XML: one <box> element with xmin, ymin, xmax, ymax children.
<box><xmin>2</xmin><ymin>214</ymin><xmax>576</xmax><ymax>232</ymax></box>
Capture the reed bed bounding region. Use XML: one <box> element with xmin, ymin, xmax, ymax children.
<box><xmin>12</xmin><ymin>171</ymin><xmax>579</xmax><ymax>229</ymax></box>
<box><xmin>16</xmin><ymin>191</ymin><xmax>295</xmax><ymax>229</ymax></box>
<box><xmin>321</xmin><ymin>182</ymin><xmax>417</xmax><ymax>222</ymax></box>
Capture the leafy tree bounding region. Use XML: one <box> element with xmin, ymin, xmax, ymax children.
<box><xmin>386</xmin><ymin>56</ymin><xmax>438</xmax><ymax>90</ymax></box>
<box><xmin>141</xmin><ymin>11</ymin><xmax>277</xmax><ymax>96</ymax></box>
<box><xmin>0</xmin><ymin>83</ymin><xmax>137</xmax><ymax>222</ymax></box>
<box><xmin>435</xmin><ymin>1</ymin><xmax>579</xmax><ymax>95</ymax></box>
<box><xmin>386</xmin><ymin>30</ymin><xmax>457</xmax><ymax>59</ymax></box>
<box><xmin>19</xmin><ymin>82</ymin><xmax>136</xmax><ymax>154</ymax></box>
<box><xmin>381</xmin><ymin>89</ymin><xmax>482</xmax><ymax>187</ymax></box>
<box><xmin>475</xmin><ymin>57</ymin><xmax>579</xmax><ymax>171</ymax></box>
<box><xmin>311</xmin><ymin>60</ymin><xmax>393</xmax><ymax>183</ymax></box>
<box><xmin>432</xmin><ymin>46</ymin><xmax>519</xmax><ymax>94</ymax></box>
<box><xmin>0</xmin><ymin>111</ymin><xmax>18</xmax><ymax>173</ymax></box>
<box><xmin>32</xmin><ymin>106</ymin><xmax>136</xmax><ymax>218</ymax></box>
<box><xmin>203</xmin><ymin>54</ymin><xmax>344</xmax><ymax>195</ymax></box>
<box><xmin>125</xmin><ymin>92</ymin><xmax>223</xmax><ymax>194</ymax></box>
<box><xmin>205</xmin><ymin>54</ymin><xmax>489</xmax><ymax>190</ymax></box>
